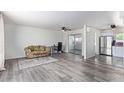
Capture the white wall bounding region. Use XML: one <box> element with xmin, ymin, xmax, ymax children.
<box><xmin>85</xmin><ymin>26</ymin><xmax>95</xmax><ymax>59</ymax></box>
<box><xmin>5</xmin><ymin>24</ymin><xmax>63</xmax><ymax>59</ymax></box>
<box><xmin>0</xmin><ymin>13</ymin><xmax>5</xmax><ymax>70</ymax></box>
<box><xmin>101</xmin><ymin>30</ymin><xmax>114</xmax><ymax>36</ymax></box>
<box><xmin>84</xmin><ymin>25</ymin><xmax>100</xmax><ymax>59</ymax></box>
<box><xmin>94</xmin><ymin>28</ymin><xmax>101</xmax><ymax>55</ymax></box>
<box><xmin>62</xmin><ymin>31</ymin><xmax>69</xmax><ymax>52</ymax></box>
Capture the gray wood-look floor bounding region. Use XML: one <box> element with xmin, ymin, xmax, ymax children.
<box><xmin>1</xmin><ymin>53</ymin><xmax>124</xmax><ymax>82</ymax></box>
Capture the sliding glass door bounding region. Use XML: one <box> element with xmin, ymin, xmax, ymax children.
<box><xmin>69</xmin><ymin>34</ymin><xmax>82</xmax><ymax>55</ymax></box>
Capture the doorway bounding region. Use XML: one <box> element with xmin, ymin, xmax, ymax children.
<box><xmin>69</xmin><ymin>34</ymin><xmax>82</xmax><ymax>55</ymax></box>
<box><xmin>99</xmin><ymin>36</ymin><xmax>113</xmax><ymax>56</ymax></box>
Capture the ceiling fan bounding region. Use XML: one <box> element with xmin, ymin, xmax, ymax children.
<box><xmin>61</xmin><ymin>27</ymin><xmax>71</xmax><ymax>31</ymax></box>
<box><xmin>110</xmin><ymin>24</ymin><xmax>123</xmax><ymax>29</ymax></box>
<box><xmin>110</xmin><ymin>24</ymin><xmax>116</xmax><ymax>29</ymax></box>
<box><xmin>99</xmin><ymin>24</ymin><xmax>124</xmax><ymax>34</ymax></box>
<box><xmin>100</xmin><ymin>24</ymin><xmax>124</xmax><ymax>31</ymax></box>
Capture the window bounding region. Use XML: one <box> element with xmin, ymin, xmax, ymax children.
<box><xmin>115</xmin><ymin>33</ymin><xmax>124</xmax><ymax>40</ymax></box>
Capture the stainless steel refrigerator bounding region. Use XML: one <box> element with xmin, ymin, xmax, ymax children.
<box><xmin>99</xmin><ymin>36</ymin><xmax>113</xmax><ymax>56</ymax></box>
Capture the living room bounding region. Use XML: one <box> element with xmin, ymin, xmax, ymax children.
<box><xmin>1</xmin><ymin>0</ymin><xmax>124</xmax><ymax>93</ymax></box>
<box><xmin>0</xmin><ymin>11</ymin><xmax>124</xmax><ymax>82</ymax></box>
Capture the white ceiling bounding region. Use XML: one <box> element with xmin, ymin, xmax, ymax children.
<box><xmin>3</xmin><ymin>11</ymin><xmax>124</xmax><ymax>30</ymax></box>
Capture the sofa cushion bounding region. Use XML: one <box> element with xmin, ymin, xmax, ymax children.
<box><xmin>39</xmin><ymin>46</ymin><xmax>45</xmax><ymax>51</ymax></box>
<box><xmin>33</xmin><ymin>47</ymin><xmax>39</xmax><ymax>51</ymax></box>
<box><xmin>28</xmin><ymin>46</ymin><xmax>35</xmax><ymax>51</ymax></box>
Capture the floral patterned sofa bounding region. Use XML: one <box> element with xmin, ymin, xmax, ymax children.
<box><xmin>24</xmin><ymin>45</ymin><xmax>50</xmax><ymax>58</ymax></box>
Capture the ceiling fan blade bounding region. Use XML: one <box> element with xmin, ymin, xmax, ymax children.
<box><xmin>67</xmin><ymin>28</ymin><xmax>71</xmax><ymax>31</ymax></box>
<box><xmin>61</xmin><ymin>27</ymin><xmax>71</xmax><ymax>31</ymax></box>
